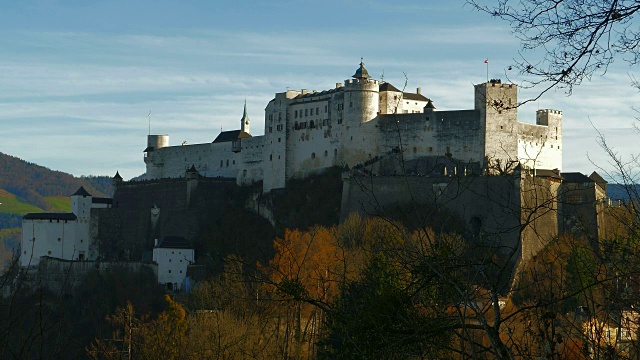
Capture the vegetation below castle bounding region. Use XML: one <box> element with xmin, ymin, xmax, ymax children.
<box><xmin>3</xmin><ymin>211</ymin><xmax>639</xmax><ymax>358</ymax></box>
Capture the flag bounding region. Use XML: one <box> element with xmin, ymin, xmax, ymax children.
<box><xmin>484</xmin><ymin>59</ymin><xmax>489</xmax><ymax>64</ymax></box>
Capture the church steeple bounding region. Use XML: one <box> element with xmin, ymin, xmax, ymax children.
<box><xmin>352</xmin><ymin>58</ymin><xmax>372</xmax><ymax>80</ymax></box>
<box><xmin>240</xmin><ymin>100</ymin><xmax>250</xmax><ymax>134</ymax></box>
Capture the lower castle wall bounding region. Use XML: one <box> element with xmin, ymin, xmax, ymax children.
<box><xmin>17</xmin><ymin>257</ymin><xmax>157</xmax><ymax>295</ymax></box>
<box><xmin>341</xmin><ymin>174</ymin><xmax>558</xmax><ymax>266</ymax></box>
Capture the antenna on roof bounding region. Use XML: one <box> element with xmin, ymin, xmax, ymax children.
<box><xmin>147</xmin><ymin>110</ymin><xmax>152</xmax><ymax>135</ymax></box>
<box><xmin>381</xmin><ymin>69</ymin><xmax>384</xmax><ymax>82</ymax></box>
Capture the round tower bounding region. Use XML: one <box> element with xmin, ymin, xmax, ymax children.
<box><xmin>147</xmin><ymin>134</ymin><xmax>169</xmax><ymax>150</ymax></box>
<box><xmin>344</xmin><ymin>59</ymin><xmax>379</xmax><ymax>124</ymax></box>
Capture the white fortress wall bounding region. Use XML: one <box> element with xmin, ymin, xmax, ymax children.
<box><xmin>21</xmin><ymin>219</ymin><xmax>77</xmax><ymax>267</ymax></box>
<box><xmin>238</xmin><ymin>136</ymin><xmax>265</xmax><ymax>185</ymax></box>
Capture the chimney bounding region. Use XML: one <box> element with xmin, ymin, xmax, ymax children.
<box><xmin>301</xmin><ymin>89</ymin><xmax>308</xmax><ymax>95</ymax></box>
<box><xmin>417</xmin><ymin>87</ymin><xmax>421</xmax><ymax>95</ymax></box>
<box><xmin>154</xmin><ymin>238</ymin><xmax>158</xmax><ymax>247</ymax></box>
<box><xmin>336</xmin><ymin>82</ymin><xmax>342</xmax><ymax>88</ymax></box>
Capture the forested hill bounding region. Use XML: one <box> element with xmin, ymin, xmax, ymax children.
<box><xmin>0</xmin><ymin>152</ymin><xmax>113</xmax><ymax>212</ymax></box>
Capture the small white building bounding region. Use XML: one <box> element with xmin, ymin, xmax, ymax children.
<box><xmin>20</xmin><ymin>186</ymin><xmax>112</xmax><ymax>267</ymax></box>
<box><xmin>152</xmin><ymin>236</ymin><xmax>195</xmax><ymax>291</ymax></box>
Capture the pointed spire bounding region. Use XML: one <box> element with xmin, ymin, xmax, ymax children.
<box><xmin>113</xmin><ymin>171</ymin><xmax>123</xmax><ymax>181</ymax></box>
<box><xmin>425</xmin><ymin>99</ymin><xmax>436</xmax><ymax>109</ymax></box>
<box><xmin>352</xmin><ymin>58</ymin><xmax>372</xmax><ymax>80</ymax></box>
<box><xmin>240</xmin><ymin>100</ymin><xmax>250</xmax><ymax>133</ymax></box>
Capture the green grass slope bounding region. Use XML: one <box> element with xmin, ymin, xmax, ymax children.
<box><xmin>0</xmin><ymin>189</ymin><xmax>43</xmax><ymax>215</ymax></box>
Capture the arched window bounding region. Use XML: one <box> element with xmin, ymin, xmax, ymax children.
<box><xmin>334</xmin><ymin>149</ymin><xmax>338</xmax><ymax>157</ymax></box>
<box><xmin>324</xmin><ymin>150</ymin><xmax>328</xmax><ymax>157</ymax></box>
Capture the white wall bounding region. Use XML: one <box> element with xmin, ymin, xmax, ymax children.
<box><xmin>152</xmin><ymin>247</ymin><xmax>195</xmax><ymax>289</ymax></box>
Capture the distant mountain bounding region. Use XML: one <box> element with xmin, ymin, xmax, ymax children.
<box><xmin>0</xmin><ymin>152</ymin><xmax>113</xmax><ymax>218</ymax></box>
<box><xmin>607</xmin><ymin>183</ymin><xmax>640</xmax><ymax>202</ymax></box>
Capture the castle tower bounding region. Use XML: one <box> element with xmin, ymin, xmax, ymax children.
<box><xmin>240</xmin><ymin>101</ymin><xmax>250</xmax><ymax>134</ymax></box>
<box><xmin>71</xmin><ymin>186</ymin><xmax>92</xmax><ymax>221</ymax></box>
<box><xmin>535</xmin><ymin>109</ymin><xmax>563</xmax><ymax>170</ymax></box>
<box><xmin>474</xmin><ymin>79</ymin><xmax>518</xmax><ymax>172</ymax></box>
<box><xmin>112</xmin><ymin>171</ymin><xmax>123</xmax><ymax>187</ymax></box>
<box><xmin>344</xmin><ymin>59</ymin><xmax>379</xmax><ymax>124</ymax></box>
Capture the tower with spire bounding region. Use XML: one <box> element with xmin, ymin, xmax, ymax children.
<box><xmin>240</xmin><ymin>100</ymin><xmax>250</xmax><ymax>134</ymax></box>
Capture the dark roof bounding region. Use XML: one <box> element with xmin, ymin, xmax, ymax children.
<box><xmin>92</xmin><ymin>197</ymin><xmax>113</xmax><ymax>205</ymax></box>
<box><xmin>562</xmin><ymin>172</ymin><xmax>594</xmax><ymax>183</ymax></box>
<box><xmin>352</xmin><ymin>59</ymin><xmax>372</xmax><ymax>80</ymax></box>
<box><xmin>23</xmin><ymin>213</ymin><xmax>77</xmax><ymax>221</ymax></box>
<box><xmin>403</xmin><ymin>92</ymin><xmax>430</xmax><ymax>102</ymax></box>
<box><xmin>213</xmin><ymin>130</ymin><xmax>252</xmax><ymax>143</ymax></box>
<box><xmin>143</xmin><ymin>146</ymin><xmax>154</xmax><ymax>152</ymax></box>
<box><xmin>187</xmin><ymin>164</ymin><xmax>198</xmax><ymax>173</ymax></box>
<box><xmin>589</xmin><ymin>171</ymin><xmax>607</xmax><ymax>184</ymax></box>
<box><xmin>425</xmin><ymin>99</ymin><xmax>436</xmax><ymax>109</ymax></box>
<box><xmin>72</xmin><ymin>186</ymin><xmax>92</xmax><ymax>197</ymax></box>
<box><xmin>535</xmin><ymin>169</ymin><xmax>562</xmax><ymax>179</ymax></box>
<box><xmin>379</xmin><ymin>82</ymin><xmax>401</xmax><ymax>92</ymax></box>
<box><xmin>113</xmin><ymin>171</ymin><xmax>123</xmax><ymax>180</ymax></box>
<box><xmin>156</xmin><ymin>236</ymin><xmax>192</xmax><ymax>249</ymax></box>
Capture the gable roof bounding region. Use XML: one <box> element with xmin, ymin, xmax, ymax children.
<box><xmin>403</xmin><ymin>92</ymin><xmax>430</xmax><ymax>102</ymax></box>
<box><xmin>213</xmin><ymin>130</ymin><xmax>252</xmax><ymax>143</ymax></box>
<box><xmin>562</xmin><ymin>172</ymin><xmax>594</xmax><ymax>183</ymax></box>
<box><xmin>156</xmin><ymin>236</ymin><xmax>192</xmax><ymax>249</ymax></box>
<box><xmin>72</xmin><ymin>186</ymin><xmax>92</xmax><ymax>197</ymax></box>
<box><xmin>589</xmin><ymin>171</ymin><xmax>607</xmax><ymax>184</ymax></box>
<box><xmin>379</xmin><ymin>82</ymin><xmax>401</xmax><ymax>92</ymax></box>
<box><xmin>23</xmin><ymin>213</ymin><xmax>77</xmax><ymax>221</ymax></box>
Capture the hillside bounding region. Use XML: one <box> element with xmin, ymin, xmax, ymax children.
<box><xmin>0</xmin><ymin>152</ymin><xmax>114</xmax><ymax>229</ymax></box>
<box><xmin>0</xmin><ymin>152</ymin><xmax>112</xmax><ymax>208</ymax></box>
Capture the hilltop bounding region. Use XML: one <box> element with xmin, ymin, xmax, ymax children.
<box><xmin>0</xmin><ymin>152</ymin><xmax>114</xmax><ymax>228</ymax></box>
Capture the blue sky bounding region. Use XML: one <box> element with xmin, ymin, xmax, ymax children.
<box><xmin>1</xmin><ymin>0</ymin><xmax>638</xmax><ymax>180</ymax></box>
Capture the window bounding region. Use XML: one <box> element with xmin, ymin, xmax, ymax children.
<box><xmin>350</xmin><ymin>101</ymin><xmax>353</xmax><ymax>108</ymax></box>
<box><xmin>169</xmin><ymin>270</ymin><xmax>172</xmax><ymax>273</ymax></box>
<box><xmin>316</xmin><ymin>107</ymin><xmax>319</xmax><ymax>115</ymax></box>
<box><xmin>413</xmin><ymin>147</ymin><xmax>417</xmax><ymax>154</ymax></box>
<box><xmin>429</xmin><ymin>147</ymin><xmax>433</xmax><ymax>152</ymax></box>
<box><xmin>278</xmin><ymin>137</ymin><xmax>281</xmax><ymax>143</ymax></box>
<box><xmin>568</xmin><ymin>194</ymin><xmax>584</xmax><ymax>204</ymax></box>
<box><xmin>226</xmin><ymin>159</ymin><xmax>229</xmax><ymax>167</ymax></box>
<box><xmin>305</xmin><ymin>109</ymin><xmax>308</xmax><ymax>116</ymax></box>
<box><xmin>311</xmin><ymin>152</ymin><xmax>316</xmax><ymax>159</ymax></box>
<box><xmin>294</xmin><ymin>110</ymin><xmax>298</xmax><ymax>118</ymax></box>
<box><xmin>324</xmin><ymin>150</ymin><xmax>328</xmax><ymax>157</ymax></box>
<box><xmin>270</xmin><ymin>154</ymin><xmax>273</xmax><ymax>161</ymax></box>
<box><xmin>269</xmin><ymin>127</ymin><xmax>273</xmax><ymax>133</ymax></box>
<box><xmin>334</xmin><ymin>149</ymin><xmax>338</xmax><ymax>157</ymax></box>
<box><xmin>220</xmin><ymin>160</ymin><xmax>223</xmax><ymax>167</ymax></box>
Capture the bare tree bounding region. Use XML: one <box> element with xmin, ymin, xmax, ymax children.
<box><xmin>467</xmin><ymin>0</ymin><xmax>640</xmax><ymax>101</ymax></box>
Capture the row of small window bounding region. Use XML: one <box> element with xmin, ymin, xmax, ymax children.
<box><xmin>268</xmin><ymin>124</ymin><xmax>285</xmax><ymax>133</ymax></box>
<box><xmin>295</xmin><ymin>106</ymin><xmax>326</xmax><ymax>118</ymax></box>
<box><xmin>220</xmin><ymin>159</ymin><xmax>236</xmax><ymax>167</ymax></box>
<box><xmin>268</xmin><ymin>113</ymin><xmax>282</xmax><ymax>122</ymax></box>
<box><xmin>310</xmin><ymin>149</ymin><xmax>338</xmax><ymax>159</ymax></box>
<box><xmin>294</xmin><ymin>119</ymin><xmax>329</xmax><ymax>130</ymax></box>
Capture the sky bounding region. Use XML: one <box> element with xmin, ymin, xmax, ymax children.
<box><xmin>0</xmin><ymin>0</ymin><xmax>639</xmax><ymax>181</ymax></box>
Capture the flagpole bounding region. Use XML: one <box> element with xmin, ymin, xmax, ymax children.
<box><xmin>485</xmin><ymin>58</ymin><xmax>489</xmax><ymax>82</ymax></box>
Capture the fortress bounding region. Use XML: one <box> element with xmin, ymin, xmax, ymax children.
<box><xmin>24</xmin><ymin>61</ymin><xmax>619</xmax><ymax>293</ymax></box>
<box><xmin>144</xmin><ymin>61</ymin><xmax>563</xmax><ymax>191</ymax></box>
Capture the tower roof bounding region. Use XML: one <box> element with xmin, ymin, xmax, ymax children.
<box><xmin>241</xmin><ymin>100</ymin><xmax>250</xmax><ymax>124</ymax></box>
<box><xmin>187</xmin><ymin>164</ymin><xmax>199</xmax><ymax>173</ymax></box>
<box><xmin>352</xmin><ymin>58</ymin><xmax>372</xmax><ymax>80</ymax></box>
<box><xmin>113</xmin><ymin>171</ymin><xmax>123</xmax><ymax>180</ymax></box>
<box><xmin>425</xmin><ymin>99</ymin><xmax>436</xmax><ymax>109</ymax></box>
<box><xmin>72</xmin><ymin>186</ymin><xmax>92</xmax><ymax>197</ymax></box>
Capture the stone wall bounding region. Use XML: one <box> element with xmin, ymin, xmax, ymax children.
<box><xmin>341</xmin><ymin>173</ymin><xmax>558</xmax><ymax>268</ymax></box>
<box><xmin>18</xmin><ymin>257</ymin><xmax>157</xmax><ymax>295</ymax></box>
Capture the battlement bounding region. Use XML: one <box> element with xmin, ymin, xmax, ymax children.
<box><xmin>487</xmin><ymin>79</ymin><xmax>516</xmax><ymax>89</ymax></box>
<box><xmin>344</xmin><ymin>78</ymin><xmax>379</xmax><ymax>87</ymax></box>
<box><xmin>536</xmin><ymin>109</ymin><xmax>562</xmax><ymax>115</ymax></box>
